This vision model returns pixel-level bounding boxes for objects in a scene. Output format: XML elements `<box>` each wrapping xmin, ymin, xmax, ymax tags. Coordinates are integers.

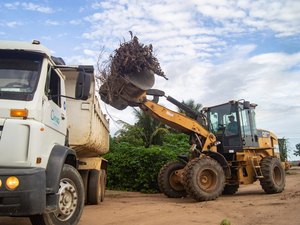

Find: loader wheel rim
<box><xmin>54</xmin><ymin>178</ymin><xmax>78</xmax><ymax>221</ymax></box>
<box><xmin>169</xmin><ymin>171</ymin><xmax>183</xmax><ymax>191</ymax></box>
<box><xmin>197</xmin><ymin>169</ymin><xmax>217</xmax><ymax>192</ymax></box>
<box><xmin>273</xmin><ymin>165</ymin><xmax>282</xmax><ymax>185</ymax></box>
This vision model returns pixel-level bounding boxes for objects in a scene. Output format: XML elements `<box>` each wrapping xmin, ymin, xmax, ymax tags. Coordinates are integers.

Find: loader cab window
<box><xmin>207</xmin><ymin>102</ymin><xmax>242</xmax><ymax>153</ymax></box>
<box><xmin>239</xmin><ymin>107</ymin><xmax>259</xmax><ymax>147</ymax></box>
<box><xmin>45</xmin><ymin>66</ymin><xmax>61</xmax><ymax>107</ymax></box>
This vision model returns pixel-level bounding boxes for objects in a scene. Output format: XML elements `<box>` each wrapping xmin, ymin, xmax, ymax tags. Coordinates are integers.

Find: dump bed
<box><xmin>62</xmin><ymin>66</ymin><xmax>109</xmax><ymax>157</ymax></box>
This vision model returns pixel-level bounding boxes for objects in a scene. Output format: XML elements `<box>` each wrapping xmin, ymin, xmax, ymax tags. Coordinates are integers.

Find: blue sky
<box><xmin>0</xmin><ymin>0</ymin><xmax>299</xmax><ymax>160</ymax></box>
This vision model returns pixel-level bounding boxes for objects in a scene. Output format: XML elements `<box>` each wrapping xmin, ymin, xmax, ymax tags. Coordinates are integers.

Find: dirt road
<box><xmin>1</xmin><ymin>167</ymin><xmax>300</xmax><ymax>225</ymax></box>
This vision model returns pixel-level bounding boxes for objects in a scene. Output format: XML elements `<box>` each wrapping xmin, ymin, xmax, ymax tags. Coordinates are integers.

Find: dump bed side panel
<box><xmin>63</xmin><ymin>68</ymin><xmax>109</xmax><ymax>156</ymax></box>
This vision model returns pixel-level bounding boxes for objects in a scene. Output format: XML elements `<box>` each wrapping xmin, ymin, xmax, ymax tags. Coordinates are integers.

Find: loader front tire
<box><xmin>30</xmin><ymin>164</ymin><xmax>84</xmax><ymax>225</ymax></box>
<box><xmin>259</xmin><ymin>156</ymin><xmax>285</xmax><ymax>194</ymax></box>
<box><xmin>158</xmin><ymin>161</ymin><xmax>187</xmax><ymax>198</ymax></box>
<box><xmin>222</xmin><ymin>183</ymin><xmax>239</xmax><ymax>195</ymax></box>
<box><xmin>183</xmin><ymin>158</ymin><xmax>225</xmax><ymax>201</ymax></box>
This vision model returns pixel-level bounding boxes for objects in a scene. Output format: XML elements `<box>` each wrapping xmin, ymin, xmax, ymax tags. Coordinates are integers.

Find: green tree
<box><xmin>177</xmin><ymin>99</ymin><xmax>202</xmax><ymax>117</ymax></box>
<box><xmin>115</xmin><ymin>108</ymin><xmax>168</xmax><ymax>148</ymax></box>
<box><xmin>105</xmin><ymin>132</ymin><xmax>190</xmax><ymax>193</ymax></box>
<box><xmin>278</xmin><ymin>138</ymin><xmax>289</xmax><ymax>161</ymax></box>
<box><xmin>133</xmin><ymin>108</ymin><xmax>169</xmax><ymax>147</ymax></box>
<box><xmin>294</xmin><ymin>143</ymin><xmax>300</xmax><ymax>157</ymax></box>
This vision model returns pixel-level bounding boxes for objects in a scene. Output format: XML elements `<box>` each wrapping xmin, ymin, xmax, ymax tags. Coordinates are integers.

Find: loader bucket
<box><xmin>99</xmin><ymin>69</ymin><xmax>155</xmax><ymax>110</ymax></box>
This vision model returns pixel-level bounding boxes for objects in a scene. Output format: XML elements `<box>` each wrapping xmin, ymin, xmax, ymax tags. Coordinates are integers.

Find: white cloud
<box><xmin>5</xmin><ymin>21</ymin><xmax>23</xmax><ymax>28</ymax></box>
<box><xmin>45</xmin><ymin>20</ymin><xmax>59</xmax><ymax>26</ymax></box>
<box><xmin>4</xmin><ymin>2</ymin><xmax>20</xmax><ymax>9</ymax></box>
<box><xmin>4</xmin><ymin>2</ymin><xmax>54</xmax><ymax>13</ymax></box>
<box><xmin>69</xmin><ymin>19</ymin><xmax>83</xmax><ymax>25</ymax></box>
<box><xmin>80</xmin><ymin>0</ymin><xmax>300</xmax><ymax>71</ymax></box>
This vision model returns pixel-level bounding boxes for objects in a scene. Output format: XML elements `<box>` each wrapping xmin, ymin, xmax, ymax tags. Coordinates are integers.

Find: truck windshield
<box><xmin>0</xmin><ymin>50</ymin><xmax>43</xmax><ymax>101</ymax></box>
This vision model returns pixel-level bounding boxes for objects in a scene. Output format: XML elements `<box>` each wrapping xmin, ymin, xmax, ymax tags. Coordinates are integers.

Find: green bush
<box><xmin>104</xmin><ymin>133</ymin><xmax>190</xmax><ymax>193</ymax></box>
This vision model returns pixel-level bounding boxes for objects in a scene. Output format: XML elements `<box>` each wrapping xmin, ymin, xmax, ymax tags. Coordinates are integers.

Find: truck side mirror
<box><xmin>75</xmin><ymin>71</ymin><xmax>91</xmax><ymax>100</ymax></box>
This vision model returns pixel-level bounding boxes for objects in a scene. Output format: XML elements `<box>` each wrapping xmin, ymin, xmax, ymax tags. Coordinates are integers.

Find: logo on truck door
<box><xmin>51</xmin><ymin>109</ymin><xmax>60</xmax><ymax>125</ymax></box>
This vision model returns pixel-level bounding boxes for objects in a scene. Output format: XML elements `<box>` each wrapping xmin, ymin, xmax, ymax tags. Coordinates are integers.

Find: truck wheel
<box><xmin>259</xmin><ymin>156</ymin><xmax>285</xmax><ymax>194</ymax></box>
<box><xmin>222</xmin><ymin>183</ymin><xmax>239</xmax><ymax>195</ymax></box>
<box><xmin>183</xmin><ymin>158</ymin><xmax>225</xmax><ymax>201</ymax></box>
<box><xmin>87</xmin><ymin>169</ymin><xmax>102</xmax><ymax>205</ymax></box>
<box><xmin>30</xmin><ymin>164</ymin><xmax>84</xmax><ymax>225</ymax></box>
<box><xmin>157</xmin><ymin>161</ymin><xmax>187</xmax><ymax>198</ymax></box>
<box><xmin>100</xmin><ymin>169</ymin><xmax>107</xmax><ymax>202</ymax></box>
<box><xmin>79</xmin><ymin>170</ymin><xmax>89</xmax><ymax>204</ymax></box>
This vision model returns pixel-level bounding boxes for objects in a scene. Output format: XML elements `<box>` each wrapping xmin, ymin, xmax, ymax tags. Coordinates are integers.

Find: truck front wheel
<box><xmin>30</xmin><ymin>164</ymin><xmax>84</xmax><ymax>225</ymax></box>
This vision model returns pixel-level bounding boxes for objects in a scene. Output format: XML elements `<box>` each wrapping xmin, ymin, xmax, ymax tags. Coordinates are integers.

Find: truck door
<box><xmin>42</xmin><ymin>65</ymin><xmax>67</xmax><ymax>141</ymax></box>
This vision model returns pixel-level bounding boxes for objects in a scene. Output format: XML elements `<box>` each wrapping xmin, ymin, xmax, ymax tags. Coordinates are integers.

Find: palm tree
<box><xmin>115</xmin><ymin>108</ymin><xmax>168</xmax><ymax>148</ymax></box>
<box><xmin>133</xmin><ymin>108</ymin><xmax>168</xmax><ymax>148</ymax></box>
<box><xmin>177</xmin><ymin>99</ymin><xmax>202</xmax><ymax>117</ymax></box>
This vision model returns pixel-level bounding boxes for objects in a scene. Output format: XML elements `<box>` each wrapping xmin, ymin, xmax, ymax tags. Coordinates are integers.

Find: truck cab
<box><xmin>0</xmin><ymin>40</ymin><xmax>108</xmax><ymax>225</ymax></box>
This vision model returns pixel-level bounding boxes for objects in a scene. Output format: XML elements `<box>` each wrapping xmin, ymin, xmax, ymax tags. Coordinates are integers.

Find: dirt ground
<box><xmin>1</xmin><ymin>167</ymin><xmax>300</xmax><ymax>225</ymax></box>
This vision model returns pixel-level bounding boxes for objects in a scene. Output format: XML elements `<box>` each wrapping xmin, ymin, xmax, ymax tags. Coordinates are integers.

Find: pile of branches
<box><xmin>99</xmin><ymin>34</ymin><xmax>166</xmax><ymax>84</ymax></box>
<box><xmin>98</xmin><ymin>33</ymin><xmax>167</xmax><ymax>109</ymax></box>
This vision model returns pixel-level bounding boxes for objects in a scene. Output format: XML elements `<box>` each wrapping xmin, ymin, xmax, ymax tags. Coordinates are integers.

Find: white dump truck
<box><xmin>0</xmin><ymin>40</ymin><xmax>109</xmax><ymax>225</ymax></box>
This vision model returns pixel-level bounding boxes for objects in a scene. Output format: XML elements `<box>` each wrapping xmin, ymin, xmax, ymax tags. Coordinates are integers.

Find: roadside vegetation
<box><xmin>104</xmin><ymin>101</ymin><xmax>200</xmax><ymax>193</ymax></box>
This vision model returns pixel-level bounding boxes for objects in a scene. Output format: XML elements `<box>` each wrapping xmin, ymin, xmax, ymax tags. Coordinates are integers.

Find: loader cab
<box><xmin>206</xmin><ymin>100</ymin><xmax>259</xmax><ymax>154</ymax></box>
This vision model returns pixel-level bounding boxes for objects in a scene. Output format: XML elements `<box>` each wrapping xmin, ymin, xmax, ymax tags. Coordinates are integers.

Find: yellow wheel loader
<box><xmin>100</xmin><ymin>70</ymin><xmax>286</xmax><ymax>202</ymax></box>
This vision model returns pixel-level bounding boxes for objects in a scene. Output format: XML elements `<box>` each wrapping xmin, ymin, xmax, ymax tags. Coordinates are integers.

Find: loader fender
<box><xmin>46</xmin><ymin>145</ymin><xmax>77</xmax><ymax>193</ymax></box>
<box><xmin>204</xmin><ymin>151</ymin><xmax>231</xmax><ymax>178</ymax></box>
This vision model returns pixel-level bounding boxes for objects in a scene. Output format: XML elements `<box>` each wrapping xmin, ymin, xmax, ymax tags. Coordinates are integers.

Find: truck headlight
<box><xmin>6</xmin><ymin>176</ymin><xmax>20</xmax><ymax>190</ymax></box>
<box><xmin>0</xmin><ymin>179</ymin><xmax>2</xmax><ymax>188</ymax></box>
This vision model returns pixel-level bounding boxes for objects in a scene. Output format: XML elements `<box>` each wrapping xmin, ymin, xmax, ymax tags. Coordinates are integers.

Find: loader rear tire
<box><xmin>158</xmin><ymin>161</ymin><xmax>187</xmax><ymax>198</ymax></box>
<box><xmin>259</xmin><ymin>156</ymin><xmax>285</xmax><ymax>194</ymax></box>
<box><xmin>183</xmin><ymin>158</ymin><xmax>225</xmax><ymax>201</ymax></box>
<box><xmin>222</xmin><ymin>183</ymin><xmax>239</xmax><ymax>195</ymax></box>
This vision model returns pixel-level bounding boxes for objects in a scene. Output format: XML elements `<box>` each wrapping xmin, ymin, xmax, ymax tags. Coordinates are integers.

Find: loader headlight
<box><xmin>6</xmin><ymin>176</ymin><xmax>20</xmax><ymax>190</ymax></box>
<box><xmin>0</xmin><ymin>179</ymin><xmax>2</xmax><ymax>188</ymax></box>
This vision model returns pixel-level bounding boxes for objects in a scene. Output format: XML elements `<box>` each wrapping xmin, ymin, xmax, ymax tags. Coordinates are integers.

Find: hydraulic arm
<box><xmin>139</xmin><ymin>91</ymin><xmax>218</xmax><ymax>152</ymax></box>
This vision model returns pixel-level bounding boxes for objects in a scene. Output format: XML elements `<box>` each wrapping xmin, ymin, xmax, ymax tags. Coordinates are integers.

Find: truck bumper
<box><xmin>0</xmin><ymin>167</ymin><xmax>46</xmax><ymax>216</ymax></box>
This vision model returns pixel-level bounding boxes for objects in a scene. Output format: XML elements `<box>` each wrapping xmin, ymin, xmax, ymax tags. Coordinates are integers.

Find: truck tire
<box><xmin>79</xmin><ymin>170</ymin><xmax>89</xmax><ymax>204</ymax></box>
<box><xmin>183</xmin><ymin>158</ymin><xmax>225</xmax><ymax>201</ymax></box>
<box><xmin>87</xmin><ymin>169</ymin><xmax>102</xmax><ymax>205</ymax></box>
<box><xmin>100</xmin><ymin>169</ymin><xmax>107</xmax><ymax>202</ymax></box>
<box><xmin>30</xmin><ymin>164</ymin><xmax>84</xmax><ymax>225</ymax></box>
<box><xmin>157</xmin><ymin>161</ymin><xmax>187</xmax><ymax>198</ymax></box>
<box><xmin>259</xmin><ymin>156</ymin><xmax>285</xmax><ymax>194</ymax></box>
<box><xmin>222</xmin><ymin>183</ymin><xmax>239</xmax><ymax>195</ymax></box>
